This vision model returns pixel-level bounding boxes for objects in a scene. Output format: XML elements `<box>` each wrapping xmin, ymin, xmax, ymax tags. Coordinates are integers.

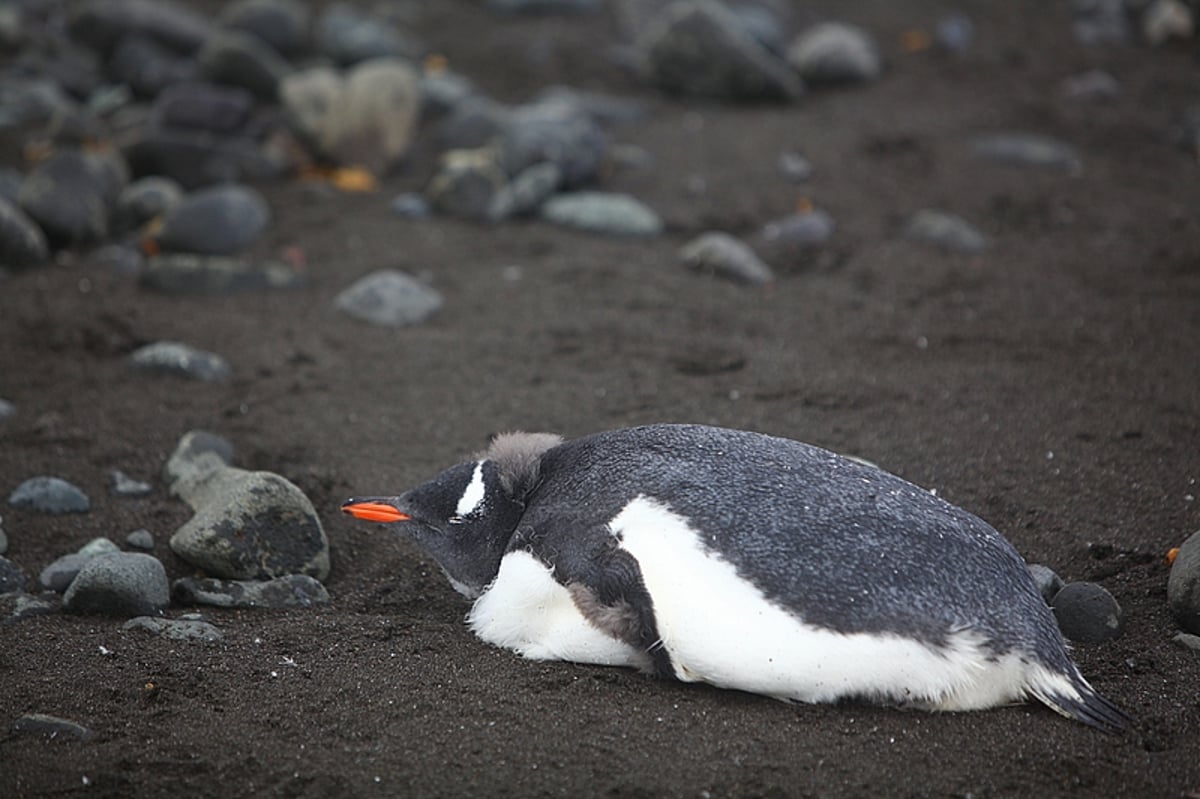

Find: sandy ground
<box><xmin>2</xmin><ymin>1</ymin><xmax>1199</xmax><ymax>796</ymax></box>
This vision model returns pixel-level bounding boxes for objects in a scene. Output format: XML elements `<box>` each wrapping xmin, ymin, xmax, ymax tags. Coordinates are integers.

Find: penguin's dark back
<box><xmin>530</xmin><ymin>424</ymin><xmax>1063</xmax><ymax>657</ymax></box>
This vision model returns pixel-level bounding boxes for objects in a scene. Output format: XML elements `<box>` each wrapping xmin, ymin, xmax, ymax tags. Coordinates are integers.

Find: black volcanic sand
<box><xmin>2</xmin><ymin>2</ymin><xmax>1199</xmax><ymax>797</ymax></box>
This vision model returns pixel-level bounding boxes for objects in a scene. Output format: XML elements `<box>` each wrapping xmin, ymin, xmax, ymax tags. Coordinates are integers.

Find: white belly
<box><xmin>610</xmin><ymin>495</ymin><xmax>1052</xmax><ymax>710</ymax></box>
<box><xmin>467</xmin><ymin>550</ymin><xmax>646</xmax><ymax>669</ymax></box>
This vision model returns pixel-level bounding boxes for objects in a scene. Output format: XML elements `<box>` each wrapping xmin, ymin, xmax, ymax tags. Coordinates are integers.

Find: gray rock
<box><xmin>679</xmin><ymin>231</ymin><xmax>775</xmax><ymax>285</ymax></box>
<box><xmin>153</xmin><ymin>80</ymin><xmax>258</xmax><ymax>135</ymax></box>
<box><xmin>390</xmin><ymin>193</ymin><xmax>431</xmax><ymax>219</ymax></box>
<box><xmin>426</xmin><ymin>148</ymin><xmax>509</xmax><ymax>221</ymax></box>
<box><xmin>421</xmin><ymin>69</ymin><xmax>480</xmax><ymax>118</ymax></box>
<box><xmin>904</xmin><ymin>209</ymin><xmax>990</xmax><ymax>254</ymax></box>
<box><xmin>164</xmin><ymin>430</ymin><xmax>235</xmax><ymax>497</ymax></box>
<box><xmin>173</xmin><ymin>574</ymin><xmax>330</xmax><ymax>609</ymax></box>
<box><xmin>108</xmin><ymin>34</ymin><xmax>197</xmax><ymax>98</ymax></box>
<box><xmin>1061</xmin><ymin>69</ymin><xmax>1120</xmax><ymax>101</ymax></box>
<box><xmin>934</xmin><ymin>12</ymin><xmax>975</xmax><ymax>53</ymax></box>
<box><xmin>758</xmin><ymin>206</ymin><xmax>835</xmax><ymax>250</ymax></box>
<box><xmin>40</xmin><ymin>539</ymin><xmax>119</xmax><ymax>592</ymax></box>
<box><xmin>1173</xmin><ymin>632</ymin><xmax>1200</xmax><ymax>652</ymax></box>
<box><xmin>12</xmin><ymin>713</ymin><xmax>95</xmax><ymax>742</ymax></box>
<box><xmin>129</xmin><ymin>341</ymin><xmax>233</xmax><ymax>383</ymax></box>
<box><xmin>0</xmin><ymin>168</ymin><xmax>21</xmax><ymax>203</ymax></box>
<box><xmin>8</xmin><ymin>476</ymin><xmax>90</xmax><ymax>514</ymax></box>
<box><xmin>0</xmin><ymin>197</ymin><xmax>49</xmax><ymax>269</ymax></box>
<box><xmin>17</xmin><ymin>149</ymin><xmax>128</xmax><ymax>244</ymax></box>
<box><xmin>0</xmin><ymin>556</ymin><xmax>26</xmax><ymax>594</ymax></box>
<box><xmin>62</xmin><ymin>552</ymin><xmax>170</xmax><ymax>617</ymax></box>
<box><xmin>1051</xmin><ymin>582</ymin><xmax>1123</xmax><ymax>643</ymax></box>
<box><xmin>0</xmin><ymin>398</ymin><xmax>14</xmax><ymax>421</ymax></box>
<box><xmin>434</xmin><ymin>95</ymin><xmax>512</xmax><ymax>151</ymax></box>
<box><xmin>140</xmin><ymin>253</ymin><xmax>304</xmax><ymax>295</ymax></box>
<box><xmin>488</xmin><ymin>162</ymin><xmax>563</xmax><ymax>220</ymax></box>
<box><xmin>1027</xmin><ymin>563</ymin><xmax>1066</xmax><ymax>604</ymax></box>
<box><xmin>540</xmin><ymin>192</ymin><xmax>663</xmax><ymax>236</ymax></box>
<box><xmin>970</xmin><ymin>133</ymin><xmax>1083</xmax><ymax>175</ymax></box>
<box><xmin>533</xmin><ymin>85</ymin><xmax>647</xmax><ymax>127</ymax></box>
<box><xmin>122</xmin><ymin>127</ymin><xmax>284</xmax><ymax>190</ymax></box>
<box><xmin>39</xmin><ymin>553</ymin><xmax>91</xmax><ymax>592</ymax></box>
<box><xmin>126</xmin><ymin>529</ymin><xmax>155</xmax><ymax>550</ymax></box>
<box><xmin>777</xmin><ymin>150</ymin><xmax>813</xmax><ymax>182</ymax></box>
<box><xmin>335</xmin><ymin>270</ymin><xmax>443</xmax><ymax>327</ymax></box>
<box><xmin>315</xmin><ymin>3</ymin><xmax>424</xmax><ymax>66</ymax></box>
<box><xmin>1168</xmin><ymin>529</ymin><xmax>1200</xmax><ymax>634</ymax></box>
<box><xmin>281</xmin><ymin>59</ymin><xmax>422</xmax><ymax>175</ymax></box>
<box><xmin>111</xmin><ymin>470</ymin><xmax>153</xmax><ymax>497</ymax></box>
<box><xmin>221</xmin><ymin>0</ymin><xmax>311</xmax><ymax>57</ymax></box>
<box><xmin>90</xmin><ymin>244</ymin><xmax>145</xmax><ymax>277</ymax></box>
<box><xmin>1</xmin><ymin>592</ymin><xmax>58</xmax><ymax>623</ymax></box>
<box><xmin>487</xmin><ymin>0</ymin><xmax>603</xmax><ymax>11</ymax></box>
<box><xmin>68</xmin><ymin>0</ymin><xmax>215</xmax><ymax>56</ymax></box>
<box><xmin>197</xmin><ymin>29</ymin><xmax>294</xmax><ymax>101</ymax></box>
<box><xmin>114</xmin><ymin>176</ymin><xmax>185</xmax><ymax>234</ymax></box>
<box><xmin>169</xmin><ymin>466</ymin><xmax>329</xmax><ymax>581</ymax></box>
<box><xmin>123</xmin><ymin>615</ymin><xmax>223</xmax><ymax>641</ymax></box>
<box><xmin>787</xmin><ymin>22</ymin><xmax>882</xmax><ymax>84</ymax></box>
<box><xmin>155</xmin><ymin>184</ymin><xmax>271</xmax><ymax>256</ymax></box>
<box><xmin>0</xmin><ymin>77</ymin><xmax>74</xmax><ymax>131</ymax></box>
<box><xmin>79</xmin><ymin>537</ymin><xmax>120</xmax><ymax>557</ymax></box>
<box><xmin>500</xmin><ymin>101</ymin><xmax>607</xmax><ymax>188</ymax></box>
<box><xmin>1071</xmin><ymin>0</ymin><xmax>1131</xmax><ymax>45</ymax></box>
<box><xmin>638</xmin><ymin>0</ymin><xmax>802</xmax><ymax>101</ymax></box>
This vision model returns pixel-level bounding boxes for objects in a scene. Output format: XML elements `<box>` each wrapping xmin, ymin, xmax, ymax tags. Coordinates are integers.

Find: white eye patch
<box><xmin>455</xmin><ymin>461</ymin><xmax>487</xmax><ymax>517</ymax></box>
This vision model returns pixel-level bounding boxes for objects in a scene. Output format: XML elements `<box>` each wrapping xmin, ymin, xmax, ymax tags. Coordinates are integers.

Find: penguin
<box><xmin>342</xmin><ymin>423</ymin><xmax>1130</xmax><ymax>733</ymax></box>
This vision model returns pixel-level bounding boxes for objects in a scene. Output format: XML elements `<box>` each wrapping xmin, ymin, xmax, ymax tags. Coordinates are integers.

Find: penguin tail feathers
<box><xmin>1029</xmin><ymin>666</ymin><xmax>1132</xmax><ymax>736</ymax></box>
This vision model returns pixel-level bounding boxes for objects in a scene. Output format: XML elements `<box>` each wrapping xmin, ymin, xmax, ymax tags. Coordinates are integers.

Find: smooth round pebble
<box><xmin>8</xmin><ymin>476</ymin><xmax>90</xmax><ymax>514</ymax></box>
<box><xmin>78</xmin><ymin>537</ymin><xmax>119</xmax><ymax>557</ymax></box>
<box><xmin>156</xmin><ymin>184</ymin><xmax>271</xmax><ymax>256</ymax></box>
<box><xmin>679</xmin><ymin>231</ymin><xmax>775</xmax><ymax>286</ymax></box>
<box><xmin>539</xmin><ymin>192</ymin><xmax>662</xmax><ymax>237</ymax></box>
<box><xmin>62</xmin><ymin>551</ymin><xmax>170</xmax><ymax>617</ymax></box>
<box><xmin>126</xmin><ymin>529</ymin><xmax>155</xmax><ymax>550</ymax></box>
<box><xmin>1168</xmin><ymin>529</ymin><xmax>1200</xmax><ymax>634</ymax></box>
<box><xmin>1174</xmin><ymin>632</ymin><xmax>1200</xmax><ymax>653</ymax></box>
<box><xmin>129</xmin><ymin>340</ymin><xmax>232</xmax><ymax>382</ymax></box>
<box><xmin>0</xmin><ymin>398</ymin><xmax>15</xmax><ymax>421</ymax></box>
<box><xmin>787</xmin><ymin>22</ymin><xmax>882</xmax><ymax>84</ymax></box>
<box><xmin>904</xmin><ymin>209</ymin><xmax>989</xmax><ymax>254</ymax></box>
<box><xmin>1027</xmin><ymin>563</ymin><xmax>1066</xmax><ymax>604</ymax></box>
<box><xmin>335</xmin><ymin>269</ymin><xmax>443</xmax><ymax>327</ymax></box>
<box><xmin>1051</xmin><ymin>582</ymin><xmax>1123</xmax><ymax>643</ymax></box>
<box><xmin>390</xmin><ymin>192</ymin><xmax>430</xmax><ymax>218</ymax></box>
<box><xmin>970</xmin><ymin>133</ymin><xmax>1083</xmax><ymax>175</ymax></box>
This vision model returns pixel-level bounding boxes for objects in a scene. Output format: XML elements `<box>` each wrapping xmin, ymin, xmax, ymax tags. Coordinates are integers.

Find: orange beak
<box><xmin>341</xmin><ymin>500</ymin><xmax>411</xmax><ymax>523</ymax></box>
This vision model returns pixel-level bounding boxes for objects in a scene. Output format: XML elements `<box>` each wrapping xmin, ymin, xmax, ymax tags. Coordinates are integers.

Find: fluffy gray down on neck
<box><xmin>479</xmin><ymin>431</ymin><xmax>564</xmax><ymax>496</ymax></box>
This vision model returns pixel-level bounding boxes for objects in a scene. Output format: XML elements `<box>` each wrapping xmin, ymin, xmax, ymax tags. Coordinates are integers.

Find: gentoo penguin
<box><xmin>342</xmin><ymin>423</ymin><xmax>1129</xmax><ymax>733</ymax></box>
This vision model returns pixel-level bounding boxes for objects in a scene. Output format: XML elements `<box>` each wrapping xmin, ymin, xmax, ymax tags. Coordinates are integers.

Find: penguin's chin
<box><xmin>341</xmin><ymin>499</ymin><xmax>411</xmax><ymax>523</ymax></box>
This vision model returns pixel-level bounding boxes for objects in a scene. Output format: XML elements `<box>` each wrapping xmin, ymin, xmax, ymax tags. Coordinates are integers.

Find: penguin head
<box><xmin>342</xmin><ymin>431</ymin><xmax>564</xmax><ymax>599</ymax></box>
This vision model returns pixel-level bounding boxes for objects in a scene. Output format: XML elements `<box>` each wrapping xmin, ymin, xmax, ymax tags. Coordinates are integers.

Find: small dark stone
<box><xmin>220</xmin><ymin>0</ymin><xmax>311</xmax><ymax>57</ymax></box>
<box><xmin>12</xmin><ymin>713</ymin><xmax>94</xmax><ymax>742</ymax></box>
<box><xmin>196</xmin><ymin>29</ymin><xmax>293</xmax><ymax>101</ymax></box>
<box><xmin>17</xmin><ymin>149</ymin><xmax>129</xmax><ymax>245</ymax></box>
<box><xmin>126</xmin><ymin>529</ymin><xmax>155</xmax><ymax>550</ymax></box>
<box><xmin>1052</xmin><ymin>582</ymin><xmax>1123</xmax><ymax>643</ymax></box>
<box><xmin>155</xmin><ymin>184</ymin><xmax>271</xmax><ymax>256</ymax></box>
<box><xmin>1168</xmin><ymin>529</ymin><xmax>1200</xmax><ymax>635</ymax></box>
<box><xmin>314</xmin><ymin>3</ymin><xmax>424</xmax><ymax>66</ymax></box>
<box><xmin>111</xmin><ymin>470</ymin><xmax>153</xmax><ymax>497</ymax></box>
<box><xmin>129</xmin><ymin>341</ymin><xmax>232</xmax><ymax>382</ymax></box>
<box><xmin>40</xmin><ymin>553</ymin><xmax>91</xmax><ymax>593</ymax></box>
<box><xmin>0</xmin><ymin>555</ymin><xmax>26</xmax><ymax>594</ymax></box>
<box><xmin>68</xmin><ymin>0</ymin><xmax>216</xmax><ymax>57</ymax></box>
<box><xmin>108</xmin><ymin>34</ymin><xmax>198</xmax><ymax>98</ymax></box>
<box><xmin>172</xmin><ymin>574</ymin><xmax>330</xmax><ymax>609</ymax></box>
<box><xmin>1027</xmin><ymin>564</ymin><xmax>1066</xmax><ymax>604</ymax></box>
<box><xmin>0</xmin><ymin>197</ymin><xmax>49</xmax><ymax>269</ymax></box>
